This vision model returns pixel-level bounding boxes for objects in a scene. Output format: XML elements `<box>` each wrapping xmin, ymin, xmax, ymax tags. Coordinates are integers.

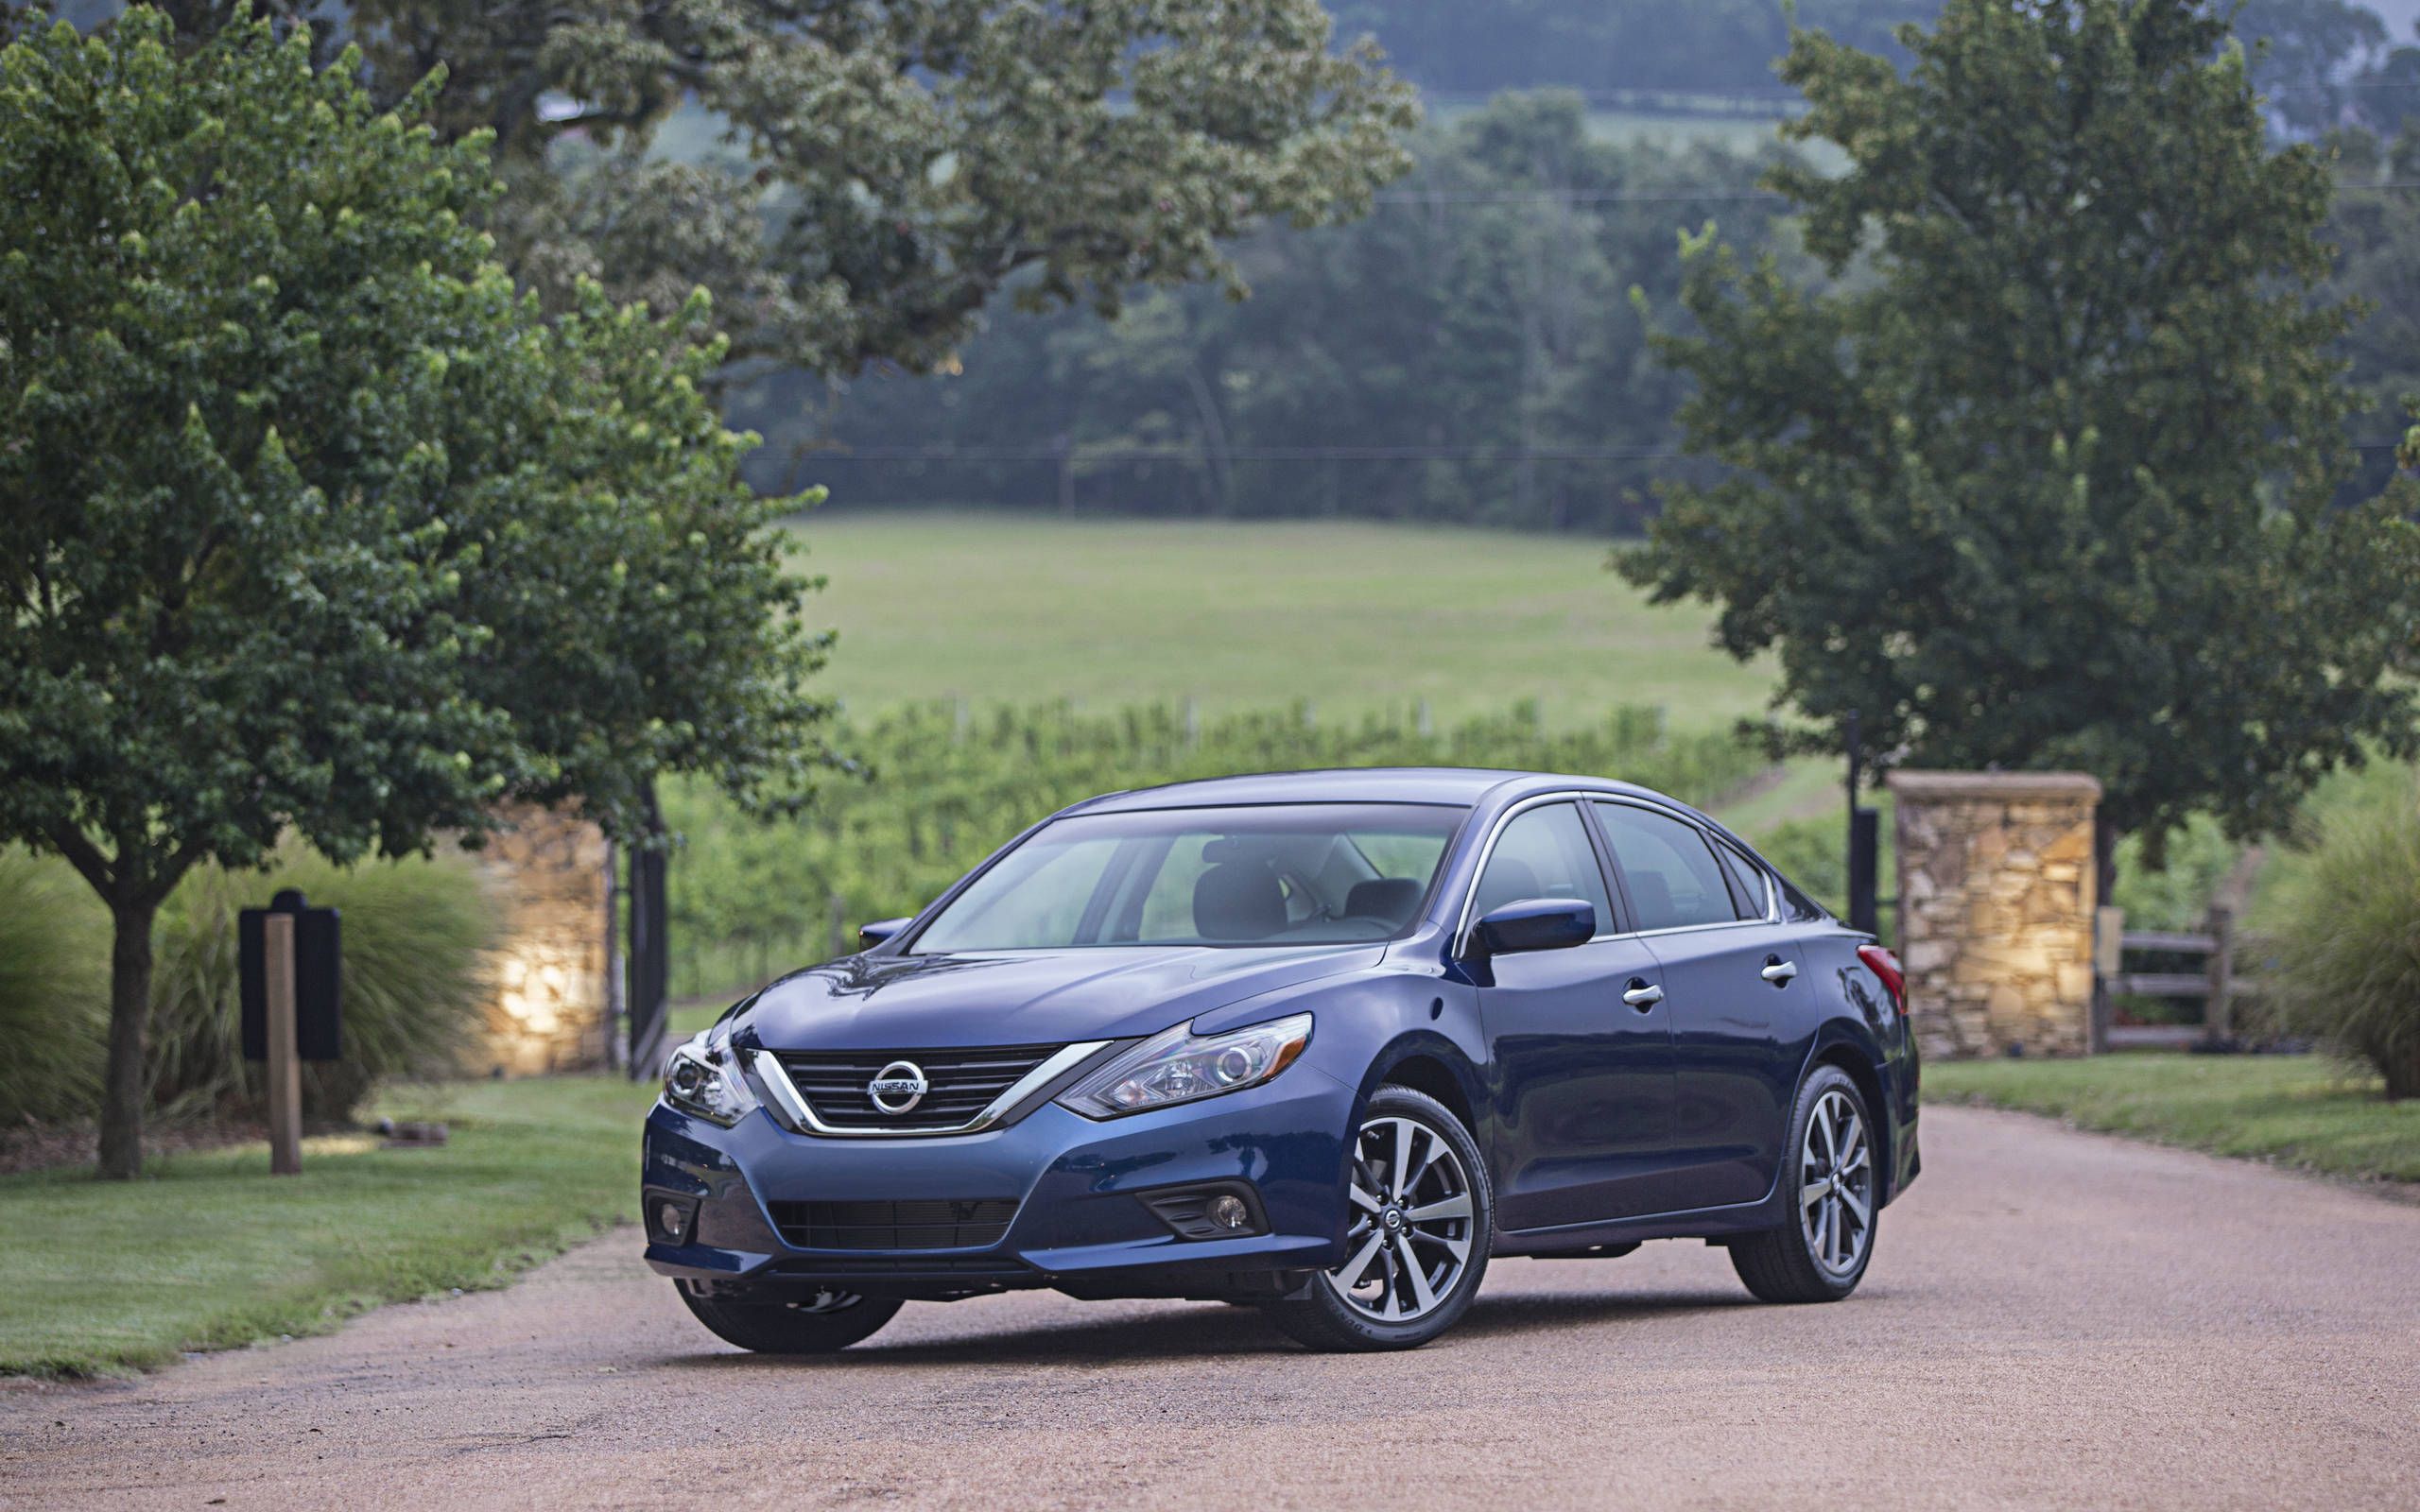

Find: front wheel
<box><xmin>1267</xmin><ymin>1085</ymin><xmax>1493</xmax><ymax>1352</ymax></box>
<box><xmin>675</xmin><ymin>1280</ymin><xmax>903</xmax><ymax>1354</ymax></box>
<box><xmin>1729</xmin><ymin>1064</ymin><xmax>1878</xmax><ymax>1304</ymax></box>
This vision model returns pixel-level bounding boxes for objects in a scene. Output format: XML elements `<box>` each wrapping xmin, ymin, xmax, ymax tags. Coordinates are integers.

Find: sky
<box><xmin>2373</xmin><ymin>0</ymin><xmax>2420</xmax><ymax>41</ymax></box>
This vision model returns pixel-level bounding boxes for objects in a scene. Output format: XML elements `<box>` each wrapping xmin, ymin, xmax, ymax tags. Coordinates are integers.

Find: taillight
<box><xmin>1858</xmin><ymin>944</ymin><xmax>1906</xmax><ymax>1016</ymax></box>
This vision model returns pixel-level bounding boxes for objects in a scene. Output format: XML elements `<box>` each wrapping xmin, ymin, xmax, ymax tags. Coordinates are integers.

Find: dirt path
<box><xmin>4</xmin><ymin>1106</ymin><xmax>2414</xmax><ymax>1510</ymax></box>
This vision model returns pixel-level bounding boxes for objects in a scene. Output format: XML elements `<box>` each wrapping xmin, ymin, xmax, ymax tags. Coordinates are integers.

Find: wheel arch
<box><xmin>1374</xmin><ymin>1049</ymin><xmax>1478</xmax><ymax>1135</ymax></box>
<box><xmin>1801</xmin><ymin>1033</ymin><xmax>1895</xmax><ymax>1205</ymax></box>
<box><xmin>1353</xmin><ymin>1030</ymin><xmax>1484</xmax><ymax>1141</ymax></box>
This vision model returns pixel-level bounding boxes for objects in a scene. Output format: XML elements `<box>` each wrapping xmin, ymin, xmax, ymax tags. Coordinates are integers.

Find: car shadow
<box><xmin>652</xmin><ymin>1286</ymin><xmax>1753</xmax><ymax>1370</ymax></box>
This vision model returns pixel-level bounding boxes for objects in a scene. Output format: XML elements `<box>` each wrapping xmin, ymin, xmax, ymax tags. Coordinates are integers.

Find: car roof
<box><xmin>1062</xmin><ymin>766</ymin><xmax>1683</xmax><ymax>816</ymax></box>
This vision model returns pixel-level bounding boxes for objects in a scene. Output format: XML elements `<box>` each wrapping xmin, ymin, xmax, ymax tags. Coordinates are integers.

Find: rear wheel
<box><xmin>1267</xmin><ymin>1085</ymin><xmax>1492</xmax><ymax>1352</ymax></box>
<box><xmin>1729</xmin><ymin>1064</ymin><xmax>1877</xmax><ymax>1304</ymax></box>
<box><xmin>675</xmin><ymin>1280</ymin><xmax>903</xmax><ymax>1353</ymax></box>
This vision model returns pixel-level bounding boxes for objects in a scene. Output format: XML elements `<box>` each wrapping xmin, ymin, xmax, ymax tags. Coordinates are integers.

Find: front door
<box><xmin>1474</xmin><ymin>801</ymin><xmax>1677</xmax><ymax>1230</ymax></box>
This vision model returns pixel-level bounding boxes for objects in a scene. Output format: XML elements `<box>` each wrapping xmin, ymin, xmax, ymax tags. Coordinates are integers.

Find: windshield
<box><xmin>909</xmin><ymin>803</ymin><xmax>1466</xmax><ymax>953</ymax></box>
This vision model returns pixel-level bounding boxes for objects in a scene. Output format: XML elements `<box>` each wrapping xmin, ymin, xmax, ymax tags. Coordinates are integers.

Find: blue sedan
<box><xmin>644</xmin><ymin>767</ymin><xmax>1919</xmax><ymax>1352</ymax></box>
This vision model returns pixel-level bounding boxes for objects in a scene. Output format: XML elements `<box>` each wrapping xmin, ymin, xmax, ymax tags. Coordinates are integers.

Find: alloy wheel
<box><xmin>784</xmin><ymin>1288</ymin><xmax>865</xmax><ymax>1314</ymax></box>
<box><xmin>1322</xmin><ymin>1113</ymin><xmax>1476</xmax><ymax>1321</ymax></box>
<box><xmin>1798</xmin><ymin>1088</ymin><xmax>1874</xmax><ymax>1276</ymax></box>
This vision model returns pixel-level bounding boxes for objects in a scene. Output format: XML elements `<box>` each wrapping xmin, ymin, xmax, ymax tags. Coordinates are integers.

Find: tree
<box><xmin>1621</xmin><ymin>0</ymin><xmax>2420</xmax><ymax>893</ymax></box>
<box><xmin>2238</xmin><ymin>0</ymin><xmax>2388</xmax><ymax>134</ymax></box>
<box><xmin>151</xmin><ymin>0</ymin><xmax>1420</xmax><ymax>383</ymax></box>
<box><xmin>750</xmin><ymin>92</ymin><xmax>1797</xmax><ymax>530</ymax></box>
<box><xmin>0</xmin><ymin>9</ymin><xmax>826</xmax><ymax>1177</ymax></box>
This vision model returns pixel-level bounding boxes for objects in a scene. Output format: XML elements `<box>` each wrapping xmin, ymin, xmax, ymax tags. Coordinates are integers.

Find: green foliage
<box><xmin>0</xmin><ymin>1075</ymin><xmax>647</xmax><ymax>1378</ymax></box>
<box><xmin>1622</xmin><ymin>0</ymin><xmax>2420</xmax><ymax>851</ymax></box>
<box><xmin>2325</xmin><ymin>123</ymin><xmax>2420</xmax><ymax>503</ymax></box>
<box><xmin>750</xmin><ymin>92</ymin><xmax>1798</xmax><ymax>531</ymax></box>
<box><xmin>147</xmin><ymin>850</ymin><xmax>497</xmax><ymax>1124</ymax></box>
<box><xmin>168</xmin><ymin>0</ymin><xmax>1419</xmax><ymax>380</ymax></box>
<box><xmin>2255</xmin><ymin>765</ymin><xmax>2420</xmax><ymax>1098</ymax></box>
<box><xmin>663</xmin><ymin>700</ymin><xmax>1768</xmax><ymax>998</ymax></box>
<box><xmin>0</xmin><ymin>852</ymin><xmax>106</xmax><ymax>1125</ymax></box>
<box><xmin>0</xmin><ymin>9</ymin><xmax>821</xmax><ymax>1174</ymax></box>
<box><xmin>2110</xmin><ymin>816</ymin><xmax>2242</xmax><ymax>933</ymax></box>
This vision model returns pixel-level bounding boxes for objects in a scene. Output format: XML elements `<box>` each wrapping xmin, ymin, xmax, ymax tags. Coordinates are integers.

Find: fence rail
<box><xmin>2094</xmin><ymin>906</ymin><xmax>2259</xmax><ymax>1051</ymax></box>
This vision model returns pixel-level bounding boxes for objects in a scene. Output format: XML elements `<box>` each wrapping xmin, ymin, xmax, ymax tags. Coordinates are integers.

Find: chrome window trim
<box><xmin>748</xmin><ymin>1040</ymin><xmax>1113</xmax><ymax>1140</ymax></box>
<box><xmin>1451</xmin><ymin>791</ymin><xmax>1625</xmax><ymax>955</ymax></box>
<box><xmin>1455</xmin><ymin>790</ymin><xmax>1781</xmax><ymax>956</ymax></box>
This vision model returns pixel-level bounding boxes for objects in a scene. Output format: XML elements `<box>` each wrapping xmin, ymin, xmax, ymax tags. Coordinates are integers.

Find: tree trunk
<box><xmin>2383</xmin><ymin>1044</ymin><xmax>2420</xmax><ymax>1103</ymax></box>
<box><xmin>96</xmin><ymin>893</ymin><xmax>159</xmax><ymax>1180</ymax></box>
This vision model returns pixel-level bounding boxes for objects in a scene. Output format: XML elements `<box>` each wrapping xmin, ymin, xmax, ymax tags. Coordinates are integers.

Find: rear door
<box><xmin>1473</xmin><ymin>800</ymin><xmax>1677</xmax><ymax>1229</ymax></box>
<box><xmin>1589</xmin><ymin>800</ymin><xmax>1800</xmax><ymax>1211</ymax></box>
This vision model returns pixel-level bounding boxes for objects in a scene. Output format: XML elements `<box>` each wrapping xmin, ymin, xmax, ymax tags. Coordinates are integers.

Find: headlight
<box><xmin>1056</xmin><ymin>1012</ymin><xmax>1312</xmax><ymax>1119</ymax></box>
<box><xmin>662</xmin><ymin>1030</ymin><xmax>761</xmax><ymax>1127</ymax></box>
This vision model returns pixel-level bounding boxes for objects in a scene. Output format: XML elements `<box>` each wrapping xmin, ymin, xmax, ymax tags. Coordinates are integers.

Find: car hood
<box><xmin>734</xmin><ymin>943</ymin><xmax>1386</xmax><ymax>1052</ymax></box>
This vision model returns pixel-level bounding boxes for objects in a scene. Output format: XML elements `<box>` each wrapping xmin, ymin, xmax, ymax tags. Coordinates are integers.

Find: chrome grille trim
<box><xmin>748</xmin><ymin>1040</ymin><xmax>1113</xmax><ymax>1139</ymax></box>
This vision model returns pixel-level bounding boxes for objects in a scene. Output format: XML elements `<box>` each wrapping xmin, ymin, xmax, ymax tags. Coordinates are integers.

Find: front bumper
<box><xmin>642</xmin><ymin>1064</ymin><xmax>1357</xmax><ymax>1301</ymax></box>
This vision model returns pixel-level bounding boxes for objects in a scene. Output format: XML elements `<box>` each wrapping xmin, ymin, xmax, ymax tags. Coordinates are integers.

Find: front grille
<box><xmin>775</xmin><ymin>1044</ymin><xmax>1061</xmax><ymax>1132</ymax></box>
<box><xmin>769</xmin><ymin>1199</ymin><xmax>1018</xmax><ymax>1250</ymax></box>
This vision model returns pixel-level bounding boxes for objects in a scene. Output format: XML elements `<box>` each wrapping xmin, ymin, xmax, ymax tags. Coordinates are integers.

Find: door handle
<box><xmin>1761</xmin><ymin>956</ymin><xmax>1799</xmax><ymax>985</ymax></box>
<box><xmin>1621</xmin><ymin>979</ymin><xmax>1664</xmax><ymax>1010</ymax></box>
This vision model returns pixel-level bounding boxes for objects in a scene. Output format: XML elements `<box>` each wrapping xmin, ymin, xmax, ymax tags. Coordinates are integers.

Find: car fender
<box><xmin>1789</xmin><ymin>1011</ymin><xmax>1902</xmax><ymax>1204</ymax></box>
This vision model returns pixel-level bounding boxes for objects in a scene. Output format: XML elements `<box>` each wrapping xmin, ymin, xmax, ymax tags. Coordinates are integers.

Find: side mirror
<box><xmin>856</xmin><ymin>917</ymin><xmax>911</xmax><ymax>950</ymax></box>
<box><xmin>1471</xmin><ymin>898</ymin><xmax>1596</xmax><ymax>958</ymax></box>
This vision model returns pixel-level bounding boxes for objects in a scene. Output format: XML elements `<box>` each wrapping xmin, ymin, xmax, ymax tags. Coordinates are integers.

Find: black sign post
<box><xmin>240</xmin><ymin>889</ymin><xmax>341</xmax><ymax>1174</ymax></box>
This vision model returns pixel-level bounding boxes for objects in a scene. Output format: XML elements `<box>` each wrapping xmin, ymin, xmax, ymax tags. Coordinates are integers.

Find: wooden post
<box><xmin>2204</xmin><ymin>905</ymin><xmax>2235</xmax><ymax>1046</ymax></box>
<box><xmin>263</xmin><ymin>911</ymin><xmax>302</xmax><ymax>1176</ymax></box>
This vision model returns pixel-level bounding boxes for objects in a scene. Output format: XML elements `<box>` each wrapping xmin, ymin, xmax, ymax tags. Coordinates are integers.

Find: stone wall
<box><xmin>1887</xmin><ymin>771</ymin><xmax>2100</xmax><ymax>1059</ymax></box>
<box><xmin>468</xmin><ymin>804</ymin><xmax>614</xmax><ymax>1075</ymax></box>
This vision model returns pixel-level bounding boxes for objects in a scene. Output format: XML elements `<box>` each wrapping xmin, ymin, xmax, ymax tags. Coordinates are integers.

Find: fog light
<box><xmin>1207</xmin><ymin>1194</ymin><xmax>1250</xmax><ymax>1231</ymax></box>
<box><xmin>648</xmin><ymin>1195</ymin><xmax>697</xmax><ymax>1246</ymax></box>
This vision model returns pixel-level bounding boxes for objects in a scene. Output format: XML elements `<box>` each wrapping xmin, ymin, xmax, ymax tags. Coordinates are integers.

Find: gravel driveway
<box><xmin>3</xmin><ymin>1105</ymin><xmax>2414</xmax><ymax>1510</ymax></box>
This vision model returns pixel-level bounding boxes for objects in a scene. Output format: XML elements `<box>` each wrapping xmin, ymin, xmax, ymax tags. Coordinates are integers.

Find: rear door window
<box><xmin>1592</xmin><ymin>802</ymin><xmax>1742</xmax><ymax>932</ymax></box>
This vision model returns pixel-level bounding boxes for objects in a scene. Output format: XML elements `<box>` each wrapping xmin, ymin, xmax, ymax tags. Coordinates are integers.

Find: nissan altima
<box><xmin>644</xmin><ymin>767</ymin><xmax>1918</xmax><ymax>1352</ymax></box>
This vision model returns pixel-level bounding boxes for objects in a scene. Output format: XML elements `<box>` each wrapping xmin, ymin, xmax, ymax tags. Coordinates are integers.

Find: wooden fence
<box><xmin>2094</xmin><ymin>905</ymin><xmax>2259</xmax><ymax>1049</ymax></box>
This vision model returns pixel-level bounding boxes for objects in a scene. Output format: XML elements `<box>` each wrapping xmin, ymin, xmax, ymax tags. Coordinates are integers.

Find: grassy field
<box><xmin>0</xmin><ymin>1077</ymin><xmax>650</xmax><ymax>1378</ymax></box>
<box><xmin>792</xmin><ymin>512</ymin><xmax>1779</xmax><ymax>733</ymax></box>
<box><xmin>1926</xmin><ymin>1055</ymin><xmax>2420</xmax><ymax>1186</ymax></box>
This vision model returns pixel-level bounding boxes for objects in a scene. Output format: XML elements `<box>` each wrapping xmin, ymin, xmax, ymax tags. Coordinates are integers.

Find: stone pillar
<box><xmin>1886</xmin><ymin>771</ymin><xmax>2100</xmax><ymax>1060</ymax></box>
<box><xmin>469</xmin><ymin>804</ymin><xmax>614</xmax><ymax>1075</ymax></box>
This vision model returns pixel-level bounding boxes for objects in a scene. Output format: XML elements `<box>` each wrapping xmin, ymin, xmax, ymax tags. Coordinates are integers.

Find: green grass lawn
<box><xmin>790</xmin><ymin>512</ymin><xmax>1777</xmax><ymax>734</ymax></box>
<box><xmin>0</xmin><ymin>1076</ymin><xmax>653</xmax><ymax>1379</ymax></box>
<box><xmin>1925</xmin><ymin>1054</ymin><xmax>2420</xmax><ymax>1185</ymax></box>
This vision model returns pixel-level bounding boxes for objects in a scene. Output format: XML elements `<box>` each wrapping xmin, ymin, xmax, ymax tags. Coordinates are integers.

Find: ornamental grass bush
<box><xmin>2259</xmin><ymin>766</ymin><xmax>2420</xmax><ymax>1100</ymax></box>
<box><xmin>0</xmin><ymin>851</ymin><xmax>108</xmax><ymax>1127</ymax></box>
<box><xmin>149</xmin><ymin>850</ymin><xmax>497</xmax><ymax>1123</ymax></box>
<box><xmin>0</xmin><ymin>848</ymin><xmax>493</xmax><ymax>1130</ymax></box>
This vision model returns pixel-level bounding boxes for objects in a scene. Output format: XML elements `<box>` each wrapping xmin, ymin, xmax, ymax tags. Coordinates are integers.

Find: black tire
<box><xmin>1267</xmin><ymin>1084</ymin><xmax>1493</xmax><ymax>1352</ymax></box>
<box><xmin>675</xmin><ymin>1280</ymin><xmax>904</xmax><ymax>1353</ymax></box>
<box><xmin>1729</xmin><ymin>1063</ymin><xmax>1878</xmax><ymax>1304</ymax></box>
